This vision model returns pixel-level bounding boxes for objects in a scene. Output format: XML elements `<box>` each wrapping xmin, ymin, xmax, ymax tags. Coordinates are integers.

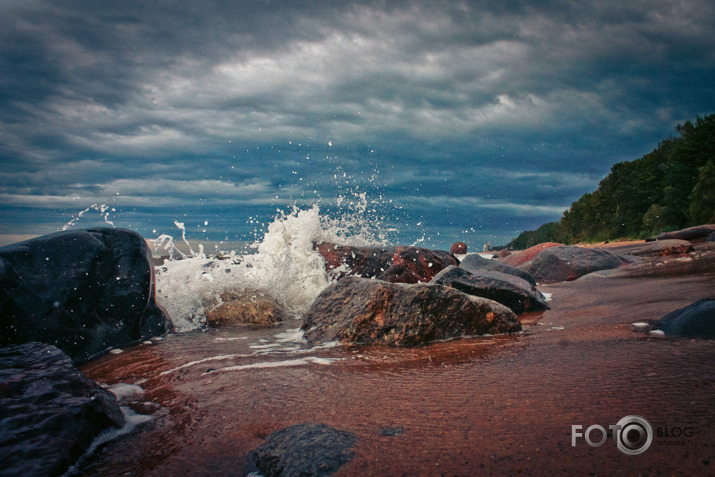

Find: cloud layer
<box><xmin>1</xmin><ymin>0</ymin><xmax>714</xmax><ymax>248</ymax></box>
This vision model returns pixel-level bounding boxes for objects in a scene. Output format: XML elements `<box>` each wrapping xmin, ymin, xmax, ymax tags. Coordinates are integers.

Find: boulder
<box><xmin>656</xmin><ymin>224</ymin><xmax>715</xmax><ymax>242</ymax></box>
<box><xmin>459</xmin><ymin>253</ymin><xmax>537</xmax><ymax>286</ymax></box>
<box><xmin>658</xmin><ymin>299</ymin><xmax>715</xmax><ymax>338</ymax></box>
<box><xmin>314</xmin><ymin>243</ymin><xmax>457</xmax><ymax>284</ymax></box>
<box><xmin>0</xmin><ymin>228</ymin><xmax>170</xmax><ymax>363</ymax></box>
<box><xmin>519</xmin><ymin>246</ymin><xmax>630</xmax><ymax>283</ymax></box>
<box><xmin>499</xmin><ymin>242</ymin><xmax>563</xmax><ymax>267</ymax></box>
<box><xmin>450</xmin><ymin>242</ymin><xmax>467</xmax><ymax>254</ymax></box>
<box><xmin>301</xmin><ymin>276</ymin><xmax>520</xmax><ymax>346</ymax></box>
<box><xmin>0</xmin><ymin>342</ymin><xmax>125</xmax><ymax>477</ymax></box>
<box><xmin>431</xmin><ymin>266</ymin><xmax>548</xmax><ymax>314</ymax></box>
<box><xmin>611</xmin><ymin>239</ymin><xmax>694</xmax><ymax>256</ymax></box>
<box><xmin>205</xmin><ymin>290</ymin><xmax>286</xmax><ymax>327</ymax></box>
<box><xmin>246</xmin><ymin>423</ymin><xmax>357</xmax><ymax>477</ymax></box>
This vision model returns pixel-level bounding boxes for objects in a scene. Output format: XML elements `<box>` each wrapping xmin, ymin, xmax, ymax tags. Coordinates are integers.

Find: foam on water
<box><xmin>205</xmin><ymin>356</ymin><xmax>342</xmax><ymax>374</ymax></box>
<box><xmin>153</xmin><ymin>199</ymin><xmax>386</xmax><ymax>332</ymax></box>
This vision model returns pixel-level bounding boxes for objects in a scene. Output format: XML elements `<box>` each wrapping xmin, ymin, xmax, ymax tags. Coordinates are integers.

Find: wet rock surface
<box><xmin>302</xmin><ymin>276</ymin><xmax>520</xmax><ymax>346</ymax></box>
<box><xmin>205</xmin><ymin>290</ymin><xmax>286</xmax><ymax>327</ymax></box>
<box><xmin>657</xmin><ymin>224</ymin><xmax>715</xmax><ymax>242</ymax></box>
<box><xmin>431</xmin><ymin>266</ymin><xmax>548</xmax><ymax>314</ymax></box>
<box><xmin>0</xmin><ymin>342</ymin><xmax>124</xmax><ymax>477</ymax></box>
<box><xmin>459</xmin><ymin>253</ymin><xmax>537</xmax><ymax>285</ymax></box>
<box><xmin>658</xmin><ymin>298</ymin><xmax>715</xmax><ymax>338</ymax></box>
<box><xmin>246</xmin><ymin>423</ymin><xmax>357</xmax><ymax>477</ymax></box>
<box><xmin>499</xmin><ymin>242</ymin><xmax>563</xmax><ymax>267</ymax></box>
<box><xmin>314</xmin><ymin>242</ymin><xmax>457</xmax><ymax>284</ymax></box>
<box><xmin>0</xmin><ymin>228</ymin><xmax>170</xmax><ymax>362</ymax></box>
<box><xmin>519</xmin><ymin>246</ymin><xmax>631</xmax><ymax>283</ymax></box>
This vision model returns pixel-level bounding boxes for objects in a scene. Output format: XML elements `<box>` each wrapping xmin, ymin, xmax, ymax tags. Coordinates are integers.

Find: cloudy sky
<box><xmin>1</xmin><ymin>0</ymin><xmax>714</xmax><ymax>250</ymax></box>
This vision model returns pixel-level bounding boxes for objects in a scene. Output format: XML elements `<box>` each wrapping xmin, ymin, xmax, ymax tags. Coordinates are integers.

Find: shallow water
<box><xmin>78</xmin><ymin>273</ymin><xmax>715</xmax><ymax>477</ymax></box>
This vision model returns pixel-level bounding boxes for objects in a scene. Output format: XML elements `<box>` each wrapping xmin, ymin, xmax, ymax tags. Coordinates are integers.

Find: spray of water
<box><xmin>153</xmin><ymin>195</ymin><xmax>387</xmax><ymax>332</ymax></box>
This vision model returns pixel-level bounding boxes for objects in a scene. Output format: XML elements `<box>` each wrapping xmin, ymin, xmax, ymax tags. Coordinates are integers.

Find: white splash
<box><xmin>205</xmin><ymin>356</ymin><xmax>342</xmax><ymax>374</ymax></box>
<box><xmin>153</xmin><ymin>201</ymin><xmax>385</xmax><ymax>332</ymax></box>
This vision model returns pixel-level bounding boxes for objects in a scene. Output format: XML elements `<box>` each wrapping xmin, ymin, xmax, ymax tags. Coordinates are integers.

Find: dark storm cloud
<box><xmin>1</xmin><ymin>0</ymin><xmax>714</xmax><ymax>245</ymax></box>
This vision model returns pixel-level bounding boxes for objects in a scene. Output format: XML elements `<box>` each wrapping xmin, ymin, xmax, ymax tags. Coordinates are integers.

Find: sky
<box><xmin>1</xmin><ymin>0</ymin><xmax>714</xmax><ymax>251</ymax></box>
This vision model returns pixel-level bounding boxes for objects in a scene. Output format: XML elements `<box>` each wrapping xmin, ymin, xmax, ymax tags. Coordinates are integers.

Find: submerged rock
<box><xmin>459</xmin><ymin>253</ymin><xmax>537</xmax><ymax>286</ymax></box>
<box><xmin>302</xmin><ymin>276</ymin><xmax>520</xmax><ymax>346</ymax></box>
<box><xmin>314</xmin><ymin>242</ymin><xmax>457</xmax><ymax>284</ymax></box>
<box><xmin>432</xmin><ymin>266</ymin><xmax>548</xmax><ymax>314</ymax></box>
<box><xmin>519</xmin><ymin>246</ymin><xmax>630</xmax><ymax>283</ymax></box>
<box><xmin>499</xmin><ymin>242</ymin><xmax>563</xmax><ymax>267</ymax></box>
<box><xmin>658</xmin><ymin>299</ymin><xmax>715</xmax><ymax>338</ymax></box>
<box><xmin>0</xmin><ymin>342</ymin><xmax>124</xmax><ymax>477</ymax></box>
<box><xmin>0</xmin><ymin>228</ymin><xmax>170</xmax><ymax>362</ymax></box>
<box><xmin>246</xmin><ymin>423</ymin><xmax>357</xmax><ymax>477</ymax></box>
<box><xmin>205</xmin><ymin>290</ymin><xmax>286</xmax><ymax>327</ymax></box>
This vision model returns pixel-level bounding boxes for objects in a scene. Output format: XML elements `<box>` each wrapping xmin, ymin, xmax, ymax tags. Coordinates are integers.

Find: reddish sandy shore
<box><xmin>80</xmin><ymin>243</ymin><xmax>715</xmax><ymax>476</ymax></box>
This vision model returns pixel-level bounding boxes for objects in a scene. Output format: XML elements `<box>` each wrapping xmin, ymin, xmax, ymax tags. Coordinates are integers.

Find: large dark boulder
<box><xmin>656</xmin><ymin>224</ymin><xmax>715</xmax><ymax>242</ymax></box>
<box><xmin>0</xmin><ymin>342</ymin><xmax>125</xmax><ymax>477</ymax></box>
<box><xmin>658</xmin><ymin>299</ymin><xmax>715</xmax><ymax>338</ymax></box>
<box><xmin>301</xmin><ymin>276</ymin><xmax>520</xmax><ymax>346</ymax></box>
<box><xmin>432</xmin><ymin>266</ymin><xmax>548</xmax><ymax>314</ymax></box>
<box><xmin>246</xmin><ymin>423</ymin><xmax>357</xmax><ymax>477</ymax></box>
<box><xmin>459</xmin><ymin>253</ymin><xmax>537</xmax><ymax>286</ymax></box>
<box><xmin>0</xmin><ymin>228</ymin><xmax>170</xmax><ymax>362</ymax></box>
<box><xmin>519</xmin><ymin>246</ymin><xmax>630</xmax><ymax>283</ymax></box>
<box><xmin>314</xmin><ymin>242</ymin><xmax>457</xmax><ymax>284</ymax></box>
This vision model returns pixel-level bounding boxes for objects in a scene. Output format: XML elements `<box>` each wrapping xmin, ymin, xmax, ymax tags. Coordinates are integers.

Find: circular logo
<box><xmin>615</xmin><ymin>415</ymin><xmax>653</xmax><ymax>455</ymax></box>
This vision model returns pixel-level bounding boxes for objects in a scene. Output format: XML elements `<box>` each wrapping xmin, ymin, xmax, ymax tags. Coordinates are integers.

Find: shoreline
<box><xmin>77</xmin><ymin>243</ymin><xmax>715</xmax><ymax>476</ymax></box>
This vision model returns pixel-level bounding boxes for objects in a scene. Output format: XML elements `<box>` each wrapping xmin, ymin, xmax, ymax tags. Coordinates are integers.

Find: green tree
<box><xmin>688</xmin><ymin>159</ymin><xmax>715</xmax><ymax>224</ymax></box>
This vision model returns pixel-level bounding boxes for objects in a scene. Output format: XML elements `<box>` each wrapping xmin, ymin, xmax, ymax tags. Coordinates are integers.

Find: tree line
<box><xmin>508</xmin><ymin>113</ymin><xmax>715</xmax><ymax>249</ymax></box>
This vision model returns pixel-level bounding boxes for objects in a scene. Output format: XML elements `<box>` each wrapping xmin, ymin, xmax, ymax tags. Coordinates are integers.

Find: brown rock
<box><xmin>314</xmin><ymin>242</ymin><xmax>457</xmax><ymax>284</ymax></box>
<box><xmin>206</xmin><ymin>291</ymin><xmax>286</xmax><ymax>327</ymax></box>
<box><xmin>499</xmin><ymin>242</ymin><xmax>563</xmax><ymax>267</ymax></box>
<box><xmin>301</xmin><ymin>276</ymin><xmax>520</xmax><ymax>346</ymax></box>
<box><xmin>450</xmin><ymin>242</ymin><xmax>467</xmax><ymax>254</ymax></box>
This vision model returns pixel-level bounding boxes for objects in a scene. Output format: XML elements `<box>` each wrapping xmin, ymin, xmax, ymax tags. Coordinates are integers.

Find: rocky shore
<box><xmin>1</xmin><ymin>225</ymin><xmax>714</xmax><ymax>476</ymax></box>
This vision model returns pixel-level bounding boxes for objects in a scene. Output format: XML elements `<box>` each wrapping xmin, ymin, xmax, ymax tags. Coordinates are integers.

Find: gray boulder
<box><xmin>301</xmin><ymin>276</ymin><xmax>520</xmax><ymax>346</ymax></box>
<box><xmin>519</xmin><ymin>246</ymin><xmax>630</xmax><ymax>283</ymax></box>
<box><xmin>0</xmin><ymin>228</ymin><xmax>170</xmax><ymax>362</ymax></box>
<box><xmin>659</xmin><ymin>299</ymin><xmax>715</xmax><ymax>338</ymax></box>
<box><xmin>432</xmin><ymin>266</ymin><xmax>548</xmax><ymax>314</ymax></box>
<box><xmin>459</xmin><ymin>253</ymin><xmax>537</xmax><ymax>286</ymax></box>
<box><xmin>656</xmin><ymin>224</ymin><xmax>715</xmax><ymax>241</ymax></box>
<box><xmin>0</xmin><ymin>342</ymin><xmax>125</xmax><ymax>477</ymax></box>
<box><xmin>246</xmin><ymin>423</ymin><xmax>357</xmax><ymax>477</ymax></box>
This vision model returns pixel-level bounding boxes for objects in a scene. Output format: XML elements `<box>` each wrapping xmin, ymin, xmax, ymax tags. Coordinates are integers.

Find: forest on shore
<box><xmin>508</xmin><ymin>114</ymin><xmax>715</xmax><ymax>249</ymax></box>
